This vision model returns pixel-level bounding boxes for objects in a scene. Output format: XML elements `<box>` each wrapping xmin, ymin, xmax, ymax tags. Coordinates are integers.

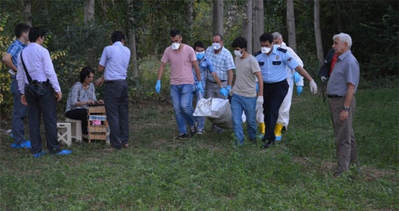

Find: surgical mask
<box><xmin>261</xmin><ymin>47</ymin><xmax>272</xmax><ymax>54</ymax></box>
<box><xmin>234</xmin><ymin>50</ymin><xmax>242</xmax><ymax>57</ymax></box>
<box><xmin>196</xmin><ymin>51</ymin><xmax>205</xmax><ymax>60</ymax></box>
<box><xmin>171</xmin><ymin>42</ymin><xmax>180</xmax><ymax>50</ymax></box>
<box><xmin>212</xmin><ymin>43</ymin><xmax>221</xmax><ymax>50</ymax></box>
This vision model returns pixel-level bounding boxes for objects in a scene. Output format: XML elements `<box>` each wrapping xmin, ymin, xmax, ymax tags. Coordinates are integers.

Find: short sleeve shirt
<box><xmin>205</xmin><ymin>47</ymin><xmax>235</xmax><ymax>81</ymax></box>
<box><xmin>99</xmin><ymin>41</ymin><xmax>131</xmax><ymax>81</ymax></box>
<box><xmin>232</xmin><ymin>55</ymin><xmax>261</xmax><ymax>97</ymax></box>
<box><xmin>161</xmin><ymin>44</ymin><xmax>196</xmax><ymax>85</ymax></box>
<box><xmin>7</xmin><ymin>40</ymin><xmax>26</xmax><ymax>66</ymax></box>
<box><xmin>327</xmin><ymin>50</ymin><xmax>360</xmax><ymax>96</ymax></box>
<box><xmin>255</xmin><ymin>45</ymin><xmax>299</xmax><ymax>83</ymax></box>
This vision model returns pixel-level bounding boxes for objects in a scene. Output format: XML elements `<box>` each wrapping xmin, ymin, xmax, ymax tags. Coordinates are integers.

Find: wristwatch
<box><xmin>343</xmin><ymin>106</ymin><xmax>350</xmax><ymax>112</ymax></box>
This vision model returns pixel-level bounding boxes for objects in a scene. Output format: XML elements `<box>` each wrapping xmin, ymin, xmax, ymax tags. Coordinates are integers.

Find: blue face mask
<box><xmin>196</xmin><ymin>52</ymin><xmax>205</xmax><ymax>60</ymax></box>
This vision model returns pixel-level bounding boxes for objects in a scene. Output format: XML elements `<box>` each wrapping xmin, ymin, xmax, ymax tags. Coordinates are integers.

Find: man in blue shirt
<box><xmin>98</xmin><ymin>31</ymin><xmax>131</xmax><ymax>150</ymax></box>
<box><xmin>255</xmin><ymin>33</ymin><xmax>318</xmax><ymax>149</ymax></box>
<box><xmin>1</xmin><ymin>23</ymin><xmax>31</xmax><ymax>149</ymax></box>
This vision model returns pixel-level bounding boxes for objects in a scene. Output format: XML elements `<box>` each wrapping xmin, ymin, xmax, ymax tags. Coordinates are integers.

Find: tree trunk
<box><xmin>212</xmin><ymin>0</ymin><xmax>224</xmax><ymax>35</ymax></box>
<box><xmin>84</xmin><ymin>0</ymin><xmax>95</xmax><ymax>24</ymax></box>
<box><xmin>22</xmin><ymin>0</ymin><xmax>32</xmax><ymax>26</ymax></box>
<box><xmin>252</xmin><ymin>0</ymin><xmax>264</xmax><ymax>54</ymax></box>
<box><xmin>186</xmin><ymin>0</ymin><xmax>194</xmax><ymax>42</ymax></box>
<box><xmin>314</xmin><ymin>0</ymin><xmax>324</xmax><ymax>66</ymax></box>
<box><xmin>286</xmin><ymin>0</ymin><xmax>297</xmax><ymax>51</ymax></box>
<box><xmin>242</xmin><ymin>0</ymin><xmax>253</xmax><ymax>54</ymax></box>
<box><xmin>127</xmin><ymin>0</ymin><xmax>139</xmax><ymax>88</ymax></box>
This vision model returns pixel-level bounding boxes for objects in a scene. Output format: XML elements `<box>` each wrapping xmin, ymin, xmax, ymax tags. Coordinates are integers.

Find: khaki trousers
<box><xmin>328</xmin><ymin>96</ymin><xmax>357</xmax><ymax>173</ymax></box>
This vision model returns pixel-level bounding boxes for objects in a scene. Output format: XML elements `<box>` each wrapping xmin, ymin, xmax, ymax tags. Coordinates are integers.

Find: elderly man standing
<box><xmin>17</xmin><ymin>27</ymin><xmax>71</xmax><ymax>157</ymax></box>
<box><xmin>326</xmin><ymin>33</ymin><xmax>360</xmax><ymax>177</ymax></box>
<box><xmin>98</xmin><ymin>31</ymin><xmax>131</xmax><ymax>150</ymax></box>
<box><xmin>271</xmin><ymin>32</ymin><xmax>304</xmax><ymax>141</ymax></box>
<box><xmin>156</xmin><ymin>29</ymin><xmax>203</xmax><ymax>139</ymax></box>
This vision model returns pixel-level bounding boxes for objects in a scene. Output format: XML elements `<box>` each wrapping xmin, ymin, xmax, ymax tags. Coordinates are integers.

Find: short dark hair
<box><xmin>194</xmin><ymin>41</ymin><xmax>204</xmax><ymax>49</ymax></box>
<box><xmin>170</xmin><ymin>29</ymin><xmax>181</xmax><ymax>37</ymax></box>
<box><xmin>231</xmin><ymin>37</ymin><xmax>247</xmax><ymax>49</ymax></box>
<box><xmin>29</xmin><ymin>27</ymin><xmax>47</xmax><ymax>42</ymax></box>
<box><xmin>14</xmin><ymin>23</ymin><xmax>30</xmax><ymax>38</ymax></box>
<box><xmin>213</xmin><ymin>33</ymin><xmax>223</xmax><ymax>41</ymax></box>
<box><xmin>259</xmin><ymin>33</ymin><xmax>273</xmax><ymax>43</ymax></box>
<box><xmin>80</xmin><ymin>66</ymin><xmax>95</xmax><ymax>83</ymax></box>
<box><xmin>111</xmin><ymin>31</ymin><xmax>125</xmax><ymax>43</ymax></box>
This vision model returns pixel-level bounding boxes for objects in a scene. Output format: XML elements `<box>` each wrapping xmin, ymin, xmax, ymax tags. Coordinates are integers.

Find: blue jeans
<box><xmin>231</xmin><ymin>94</ymin><xmax>257</xmax><ymax>144</ymax></box>
<box><xmin>11</xmin><ymin>77</ymin><xmax>27</xmax><ymax>144</ymax></box>
<box><xmin>170</xmin><ymin>84</ymin><xmax>195</xmax><ymax>134</ymax></box>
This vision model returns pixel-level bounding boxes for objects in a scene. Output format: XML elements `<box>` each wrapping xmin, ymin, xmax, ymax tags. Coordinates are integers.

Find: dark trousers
<box><xmin>104</xmin><ymin>80</ymin><xmax>129</xmax><ymax>149</ymax></box>
<box><xmin>25</xmin><ymin>84</ymin><xmax>60</xmax><ymax>154</ymax></box>
<box><xmin>328</xmin><ymin>96</ymin><xmax>357</xmax><ymax>173</ymax></box>
<box><xmin>262</xmin><ymin>80</ymin><xmax>289</xmax><ymax>141</ymax></box>
<box><xmin>65</xmin><ymin>109</ymin><xmax>88</xmax><ymax>134</ymax></box>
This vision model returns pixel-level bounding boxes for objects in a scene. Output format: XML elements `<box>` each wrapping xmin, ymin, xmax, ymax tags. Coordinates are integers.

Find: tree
<box><xmin>242</xmin><ymin>0</ymin><xmax>253</xmax><ymax>54</ymax></box>
<box><xmin>22</xmin><ymin>0</ymin><xmax>32</xmax><ymax>26</ymax></box>
<box><xmin>212</xmin><ymin>0</ymin><xmax>223</xmax><ymax>35</ymax></box>
<box><xmin>314</xmin><ymin>0</ymin><xmax>324</xmax><ymax>66</ymax></box>
<box><xmin>127</xmin><ymin>0</ymin><xmax>139</xmax><ymax>88</ymax></box>
<box><xmin>186</xmin><ymin>0</ymin><xmax>194</xmax><ymax>42</ymax></box>
<box><xmin>286</xmin><ymin>0</ymin><xmax>297</xmax><ymax>51</ymax></box>
<box><xmin>84</xmin><ymin>0</ymin><xmax>95</xmax><ymax>24</ymax></box>
<box><xmin>252</xmin><ymin>0</ymin><xmax>264</xmax><ymax>53</ymax></box>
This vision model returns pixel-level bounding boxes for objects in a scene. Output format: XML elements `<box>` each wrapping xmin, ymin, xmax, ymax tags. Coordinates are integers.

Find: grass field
<box><xmin>0</xmin><ymin>85</ymin><xmax>398</xmax><ymax>210</ymax></box>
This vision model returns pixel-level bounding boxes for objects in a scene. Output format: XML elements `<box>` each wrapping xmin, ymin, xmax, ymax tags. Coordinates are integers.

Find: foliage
<box><xmin>0</xmin><ymin>85</ymin><xmax>398</xmax><ymax>209</ymax></box>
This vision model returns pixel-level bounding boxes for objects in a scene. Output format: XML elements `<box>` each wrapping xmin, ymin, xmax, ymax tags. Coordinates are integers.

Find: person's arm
<box><xmin>43</xmin><ymin>50</ymin><xmax>62</xmax><ymax>101</ymax></box>
<box><xmin>227</xmin><ymin>69</ymin><xmax>234</xmax><ymax>87</ymax></box>
<box><xmin>192</xmin><ymin>60</ymin><xmax>201</xmax><ymax>81</ymax></box>
<box><xmin>2</xmin><ymin>53</ymin><xmax>17</xmax><ymax>72</ymax></box>
<box><xmin>340</xmin><ymin>84</ymin><xmax>355</xmax><ymax>121</ymax></box>
<box><xmin>255</xmin><ymin>72</ymin><xmax>263</xmax><ymax>96</ymax></box>
<box><xmin>157</xmin><ymin>62</ymin><xmax>166</xmax><ymax>80</ymax></box>
<box><xmin>295</xmin><ymin>66</ymin><xmax>313</xmax><ymax>82</ymax></box>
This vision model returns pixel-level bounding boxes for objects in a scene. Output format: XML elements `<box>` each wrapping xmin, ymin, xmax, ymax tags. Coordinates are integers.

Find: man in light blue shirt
<box><xmin>2</xmin><ymin>23</ymin><xmax>30</xmax><ymax>149</ymax></box>
<box><xmin>16</xmin><ymin>27</ymin><xmax>70</xmax><ymax>157</ymax></box>
<box><xmin>256</xmin><ymin>33</ymin><xmax>318</xmax><ymax>149</ymax></box>
<box><xmin>98</xmin><ymin>31</ymin><xmax>131</xmax><ymax>150</ymax></box>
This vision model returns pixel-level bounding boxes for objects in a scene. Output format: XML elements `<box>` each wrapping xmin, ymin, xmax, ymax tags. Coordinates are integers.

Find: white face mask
<box><xmin>212</xmin><ymin>43</ymin><xmax>221</xmax><ymax>50</ymax></box>
<box><xmin>234</xmin><ymin>50</ymin><xmax>242</xmax><ymax>58</ymax></box>
<box><xmin>171</xmin><ymin>42</ymin><xmax>180</xmax><ymax>50</ymax></box>
<box><xmin>261</xmin><ymin>47</ymin><xmax>272</xmax><ymax>54</ymax></box>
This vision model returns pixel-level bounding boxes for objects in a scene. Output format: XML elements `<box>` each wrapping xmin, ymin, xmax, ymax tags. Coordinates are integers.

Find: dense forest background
<box><xmin>0</xmin><ymin>0</ymin><xmax>398</xmax><ymax>118</ymax></box>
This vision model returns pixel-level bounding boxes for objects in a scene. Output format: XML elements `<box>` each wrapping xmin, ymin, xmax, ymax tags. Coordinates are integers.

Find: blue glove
<box><xmin>226</xmin><ymin>85</ymin><xmax>231</xmax><ymax>93</ymax></box>
<box><xmin>296</xmin><ymin>86</ymin><xmax>303</xmax><ymax>96</ymax></box>
<box><xmin>220</xmin><ymin>87</ymin><xmax>228</xmax><ymax>97</ymax></box>
<box><xmin>256</xmin><ymin>83</ymin><xmax>259</xmax><ymax>93</ymax></box>
<box><xmin>294</xmin><ymin>72</ymin><xmax>301</xmax><ymax>83</ymax></box>
<box><xmin>155</xmin><ymin>80</ymin><xmax>161</xmax><ymax>94</ymax></box>
<box><xmin>196</xmin><ymin>82</ymin><xmax>204</xmax><ymax>95</ymax></box>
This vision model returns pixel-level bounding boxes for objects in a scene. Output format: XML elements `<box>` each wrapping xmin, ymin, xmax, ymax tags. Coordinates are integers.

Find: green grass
<box><xmin>0</xmin><ymin>86</ymin><xmax>398</xmax><ymax>210</ymax></box>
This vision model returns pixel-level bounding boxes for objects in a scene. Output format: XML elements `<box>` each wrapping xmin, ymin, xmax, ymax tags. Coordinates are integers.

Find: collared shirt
<box><xmin>16</xmin><ymin>43</ymin><xmax>61</xmax><ymax>94</ymax></box>
<box><xmin>327</xmin><ymin>50</ymin><xmax>360</xmax><ymax>96</ymax></box>
<box><xmin>205</xmin><ymin>46</ymin><xmax>235</xmax><ymax>81</ymax></box>
<box><xmin>7</xmin><ymin>39</ymin><xmax>26</xmax><ymax>66</ymax></box>
<box><xmin>65</xmin><ymin>82</ymin><xmax>97</xmax><ymax>112</ymax></box>
<box><xmin>99</xmin><ymin>41</ymin><xmax>131</xmax><ymax>81</ymax></box>
<box><xmin>192</xmin><ymin>56</ymin><xmax>214</xmax><ymax>83</ymax></box>
<box><xmin>255</xmin><ymin>45</ymin><xmax>299</xmax><ymax>83</ymax></box>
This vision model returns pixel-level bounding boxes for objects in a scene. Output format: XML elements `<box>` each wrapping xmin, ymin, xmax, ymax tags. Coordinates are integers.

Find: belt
<box><xmin>208</xmin><ymin>80</ymin><xmax>226</xmax><ymax>83</ymax></box>
<box><xmin>264</xmin><ymin>80</ymin><xmax>286</xmax><ymax>85</ymax></box>
<box><xmin>105</xmin><ymin>79</ymin><xmax>126</xmax><ymax>84</ymax></box>
<box><xmin>327</xmin><ymin>95</ymin><xmax>343</xmax><ymax>98</ymax></box>
<box><xmin>31</xmin><ymin>79</ymin><xmax>50</xmax><ymax>85</ymax></box>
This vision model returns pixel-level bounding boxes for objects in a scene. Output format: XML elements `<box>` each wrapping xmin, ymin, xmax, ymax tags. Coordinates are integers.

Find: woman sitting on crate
<box><xmin>65</xmin><ymin>66</ymin><xmax>103</xmax><ymax>135</ymax></box>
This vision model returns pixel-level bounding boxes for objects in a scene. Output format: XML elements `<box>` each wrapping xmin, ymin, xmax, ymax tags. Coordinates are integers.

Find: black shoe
<box><xmin>261</xmin><ymin>139</ymin><xmax>275</xmax><ymax>149</ymax></box>
<box><xmin>176</xmin><ymin>134</ymin><xmax>190</xmax><ymax>139</ymax></box>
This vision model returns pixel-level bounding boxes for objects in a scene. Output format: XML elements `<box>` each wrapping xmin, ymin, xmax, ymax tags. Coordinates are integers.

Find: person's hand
<box><xmin>196</xmin><ymin>82</ymin><xmax>204</xmax><ymax>95</ymax></box>
<box><xmin>296</xmin><ymin>86</ymin><xmax>303</xmax><ymax>96</ymax></box>
<box><xmin>226</xmin><ymin>85</ymin><xmax>231</xmax><ymax>93</ymax></box>
<box><xmin>155</xmin><ymin>80</ymin><xmax>161</xmax><ymax>94</ymax></box>
<box><xmin>97</xmin><ymin>99</ymin><xmax>104</xmax><ymax>104</ymax></box>
<box><xmin>339</xmin><ymin>110</ymin><xmax>349</xmax><ymax>121</ymax></box>
<box><xmin>55</xmin><ymin>92</ymin><xmax>62</xmax><ymax>102</ymax></box>
<box><xmin>20</xmin><ymin>95</ymin><xmax>28</xmax><ymax>106</ymax></box>
<box><xmin>256</xmin><ymin>96</ymin><xmax>264</xmax><ymax>104</ymax></box>
<box><xmin>94</xmin><ymin>77</ymin><xmax>104</xmax><ymax>87</ymax></box>
<box><xmin>321</xmin><ymin>76</ymin><xmax>328</xmax><ymax>82</ymax></box>
<box><xmin>87</xmin><ymin>100</ymin><xmax>95</xmax><ymax>105</ymax></box>
<box><xmin>309</xmin><ymin>80</ymin><xmax>318</xmax><ymax>95</ymax></box>
<box><xmin>219</xmin><ymin>87</ymin><xmax>228</xmax><ymax>97</ymax></box>
<box><xmin>294</xmin><ymin>72</ymin><xmax>301</xmax><ymax>83</ymax></box>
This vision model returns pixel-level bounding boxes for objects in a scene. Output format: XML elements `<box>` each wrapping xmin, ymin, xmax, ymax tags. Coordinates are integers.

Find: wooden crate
<box><xmin>87</xmin><ymin>105</ymin><xmax>109</xmax><ymax>143</ymax></box>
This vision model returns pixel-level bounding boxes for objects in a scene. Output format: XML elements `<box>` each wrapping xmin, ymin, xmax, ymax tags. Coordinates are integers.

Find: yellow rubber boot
<box><xmin>259</xmin><ymin>122</ymin><xmax>265</xmax><ymax>134</ymax></box>
<box><xmin>274</xmin><ymin>123</ymin><xmax>283</xmax><ymax>141</ymax></box>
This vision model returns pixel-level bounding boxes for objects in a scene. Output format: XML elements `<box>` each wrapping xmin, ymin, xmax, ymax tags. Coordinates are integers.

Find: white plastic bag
<box><xmin>193</xmin><ymin>98</ymin><xmax>230</xmax><ymax>118</ymax></box>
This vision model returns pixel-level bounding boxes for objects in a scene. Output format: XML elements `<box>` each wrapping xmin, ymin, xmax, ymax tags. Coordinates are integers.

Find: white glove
<box><xmin>309</xmin><ymin>80</ymin><xmax>318</xmax><ymax>95</ymax></box>
<box><xmin>257</xmin><ymin>96</ymin><xmax>264</xmax><ymax>104</ymax></box>
<box><xmin>321</xmin><ymin>76</ymin><xmax>327</xmax><ymax>82</ymax></box>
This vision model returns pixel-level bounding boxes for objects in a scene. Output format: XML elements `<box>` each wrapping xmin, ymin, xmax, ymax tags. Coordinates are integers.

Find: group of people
<box><xmin>3</xmin><ymin>23</ymin><xmax>359</xmax><ymax>176</ymax></box>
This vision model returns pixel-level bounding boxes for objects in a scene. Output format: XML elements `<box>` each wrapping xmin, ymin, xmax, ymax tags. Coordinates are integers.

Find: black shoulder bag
<box><xmin>20</xmin><ymin>51</ymin><xmax>47</xmax><ymax>97</ymax></box>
